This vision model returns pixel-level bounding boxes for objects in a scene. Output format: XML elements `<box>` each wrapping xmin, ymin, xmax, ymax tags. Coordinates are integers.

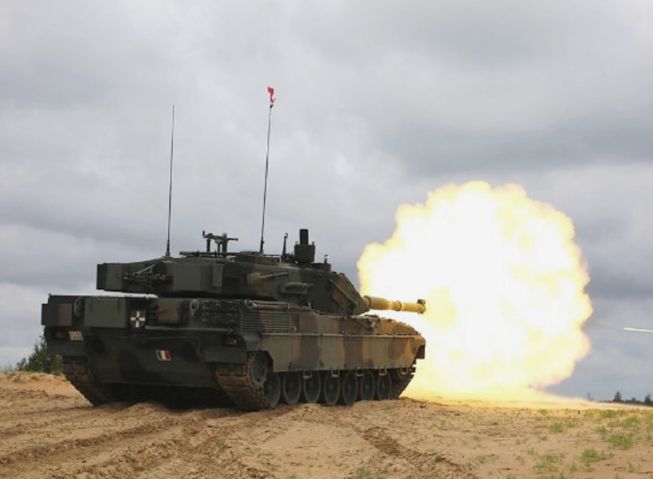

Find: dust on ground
<box><xmin>1</xmin><ymin>372</ymin><xmax>652</xmax><ymax>479</ymax></box>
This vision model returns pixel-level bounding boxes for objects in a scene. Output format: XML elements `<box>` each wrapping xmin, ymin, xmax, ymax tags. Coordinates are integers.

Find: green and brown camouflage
<box><xmin>42</xmin><ymin>229</ymin><xmax>426</xmax><ymax>410</ymax></box>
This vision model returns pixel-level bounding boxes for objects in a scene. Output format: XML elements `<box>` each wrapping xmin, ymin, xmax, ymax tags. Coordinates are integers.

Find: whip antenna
<box><xmin>165</xmin><ymin>105</ymin><xmax>175</xmax><ymax>257</ymax></box>
<box><xmin>259</xmin><ymin>86</ymin><xmax>276</xmax><ymax>253</ymax></box>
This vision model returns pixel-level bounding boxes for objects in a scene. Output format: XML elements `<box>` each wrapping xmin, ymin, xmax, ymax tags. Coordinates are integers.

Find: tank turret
<box><xmin>97</xmin><ymin>229</ymin><xmax>419</xmax><ymax>317</ymax></box>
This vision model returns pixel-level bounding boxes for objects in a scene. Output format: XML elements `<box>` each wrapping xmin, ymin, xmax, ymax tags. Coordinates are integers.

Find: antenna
<box><xmin>281</xmin><ymin>232</ymin><xmax>288</xmax><ymax>258</ymax></box>
<box><xmin>259</xmin><ymin>86</ymin><xmax>276</xmax><ymax>253</ymax></box>
<box><xmin>165</xmin><ymin>105</ymin><xmax>175</xmax><ymax>257</ymax></box>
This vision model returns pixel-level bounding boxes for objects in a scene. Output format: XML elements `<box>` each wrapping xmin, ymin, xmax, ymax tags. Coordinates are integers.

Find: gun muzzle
<box><xmin>363</xmin><ymin>295</ymin><xmax>426</xmax><ymax>314</ymax></box>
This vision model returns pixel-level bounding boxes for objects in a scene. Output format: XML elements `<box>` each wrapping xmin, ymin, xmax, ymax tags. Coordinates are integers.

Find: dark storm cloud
<box><xmin>1</xmin><ymin>0</ymin><xmax>652</xmax><ymax>397</ymax></box>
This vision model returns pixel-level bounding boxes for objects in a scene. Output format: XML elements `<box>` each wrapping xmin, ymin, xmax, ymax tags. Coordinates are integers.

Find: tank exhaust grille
<box><xmin>242</xmin><ymin>311</ymin><xmax>290</xmax><ymax>333</ymax></box>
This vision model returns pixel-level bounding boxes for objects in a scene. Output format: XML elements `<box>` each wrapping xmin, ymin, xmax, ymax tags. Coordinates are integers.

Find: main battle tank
<box><xmin>42</xmin><ymin>229</ymin><xmax>426</xmax><ymax>410</ymax></box>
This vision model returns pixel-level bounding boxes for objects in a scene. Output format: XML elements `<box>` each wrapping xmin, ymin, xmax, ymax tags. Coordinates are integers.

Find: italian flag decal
<box><xmin>155</xmin><ymin>349</ymin><xmax>172</xmax><ymax>361</ymax></box>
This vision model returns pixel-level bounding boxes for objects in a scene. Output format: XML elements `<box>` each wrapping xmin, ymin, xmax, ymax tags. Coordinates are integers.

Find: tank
<box><xmin>41</xmin><ymin>228</ymin><xmax>426</xmax><ymax>410</ymax></box>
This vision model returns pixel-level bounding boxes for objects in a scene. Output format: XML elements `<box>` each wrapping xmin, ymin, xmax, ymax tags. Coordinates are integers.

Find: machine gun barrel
<box><xmin>363</xmin><ymin>296</ymin><xmax>426</xmax><ymax>314</ymax></box>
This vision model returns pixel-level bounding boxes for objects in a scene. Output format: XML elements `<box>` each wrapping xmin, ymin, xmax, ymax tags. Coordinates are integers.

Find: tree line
<box><xmin>13</xmin><ymin>336</ymin><xmax>62</xmax><ymax>373</ymax></box>
<box><xmin>612</xmin><ymin>390</ymin><xmax>653</xmax><ymax>407</ymax></box>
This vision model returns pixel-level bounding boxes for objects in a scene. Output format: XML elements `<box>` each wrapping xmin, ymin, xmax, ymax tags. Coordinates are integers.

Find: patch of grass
<box><xmin>473</xmin><ymin>453</ymin><xmax>499</xmax><ymax>464</ymax></box>
<box><xmin>579</xmin><ymin>448</ymin><xmax>612</xmax><ymax>468</ymax></box>
<box><xmin>599</xmin><ymin>409</ymin><xmax>627</xmax><ymax>420</ymax></box>
<box><xmin>355</xmin><ymin>467</ymin><xmax>371</xmax><ymax>479</ymax></box>
<box><xmin>533</xmin><ymin>453</ymin><xmax>564</xmax><ymax>475</ymax></box>
<box><xmin>596</xmin><ymin>425</ymin><xmax>608</xmax><ymax>439</ymax></box>
<box><xmin>550</xmin><ymin>422</ymin><xmax>566</xmax><ymax>433</ymax></box>
<box><xmin>618</xmin><ymin>416</ymin><xmax>640</xmax><ymax>431</ymax></box>
<box><xmin>537</xmin><ymin>409</ymin><xmax>550</xmax><ymax>417</ymax></box>
<box><xmin>353</xmin><ymin>467</ymin><xmax>389</xmax><ymax>479</ymax></box>
<box><xmin>599</xmin><ymin>410</ymin><xmax>618</xmax><ymax>420</ymax></box>
<box><xmin>514</xmin><ymin>436</ymin><xmax>527</xmax><ymax>445</ymax></box>
<box><xmin>555</xmin><ymin>418</ymin><xmax>577</xmax><ymax>432</ymax></box>
<box><xmin>607</xmin><ymin>433</ymin><xmax>634</xmax><ymax>450</ymax></box>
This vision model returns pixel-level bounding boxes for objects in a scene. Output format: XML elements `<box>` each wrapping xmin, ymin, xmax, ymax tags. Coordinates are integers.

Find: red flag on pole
<box><xmin>267</xmin><ymin>86</ymin><xmax>276</xmax><ymax>107</ymax></box>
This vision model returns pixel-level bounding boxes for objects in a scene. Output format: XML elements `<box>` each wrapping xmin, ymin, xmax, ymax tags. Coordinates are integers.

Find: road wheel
<box><xmin>301</xmin><ymin>372</ymin><xmax>321</xmax><ymax>403</ymax></box>
<box><xmin>375</xmin><ymin>372</ymin><xmax>392</xmax><ymax>400</ymax></box>
<box><xmin>281</xmin><ymin>372</ymin><xmax>302</xmax><ymax>404</ymax></box>
<box><xmin>263</xmin><ymin>372</ymin><xmax>281</xmax><ymax>407</ymax></box>
<box><xmin>320</xmin><ymin>372</ymin><xmax>340</xmax><ymax>405</ymax></box>
<box><xmin>359</xmin><ymin>370</ymin><xmax>375</xmax><ymax>401</ymax></box>
<box><xmin>339</xmin><ymin>371</ymin><xmax>358</xmax><ymax>406</ymax></box>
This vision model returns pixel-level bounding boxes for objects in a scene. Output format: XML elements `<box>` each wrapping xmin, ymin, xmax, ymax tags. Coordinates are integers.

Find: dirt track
<box><xmin>1</xmin><ymin>373</ymin><xmax>652</xmax><ymax>479</ymax></box>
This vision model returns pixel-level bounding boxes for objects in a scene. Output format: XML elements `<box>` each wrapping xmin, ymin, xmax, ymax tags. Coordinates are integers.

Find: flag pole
<box><xmin>259</xmin><ymin>87</ymin><xmax>275</xmax><ymax>253</ymax></box>
<box><xmin>165</xmin><ymin>104</ymin><xmax>175</xmax><ymax>258</ymax></box>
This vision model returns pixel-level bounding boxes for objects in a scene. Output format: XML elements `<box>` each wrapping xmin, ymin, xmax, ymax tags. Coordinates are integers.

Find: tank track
<box><xmin>214</xmin><ymin>356</ymin><xmax>272</xmax><ymax>411</ymax></box>
<box><xmin>389</xmin><ymin>375</ymin><xmax>413</xmax><ymax>399</ymax></box>
<box><xmin>389</xmin><ymin>366</ymin><xmax>416</xmax><ymax>399</ymax></box>
<box><xmin>64</xmin><ymin>355</ymin><xmax>416</xmax><ymax>409</ymax></box>
<box><xmin>63</xmin><ymin>356</ymin><xmax>115</xmax><ymax>405</ymax></box>
<box><xmin>215</xmin><ymin>356</ymin><xmax>417</xmax><ymax>410</ymax></box>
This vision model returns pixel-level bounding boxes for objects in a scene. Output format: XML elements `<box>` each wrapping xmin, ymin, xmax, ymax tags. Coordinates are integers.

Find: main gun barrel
<box><xmin>363</xmin><ymin>295</ymin><xmax>426</xmax><ymax>314</ymax></box>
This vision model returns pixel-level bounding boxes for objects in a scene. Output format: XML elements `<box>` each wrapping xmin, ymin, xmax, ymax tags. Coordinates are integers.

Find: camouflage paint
<box><xmin>43</xmin><ymin>229</ymin><xmax>426</xmax><ymax>408</ymax></box>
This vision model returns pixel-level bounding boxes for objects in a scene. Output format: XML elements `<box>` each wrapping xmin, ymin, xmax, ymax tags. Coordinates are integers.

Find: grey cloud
<box><xmin>0</xmin><ymin>223</ymin><xmax>149</xmax><ymax>289</ymax></box>
<box><xmin>280</xmin><ymin>1</ymin><xmax>653</xmax><ymax>170</ymax></box>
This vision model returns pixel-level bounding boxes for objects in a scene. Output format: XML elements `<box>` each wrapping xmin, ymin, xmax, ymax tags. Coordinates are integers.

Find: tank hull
<box><xmin>43</xmin><ymin>294</ymin><xmax>425</xmax><ymax>410</ymax></box>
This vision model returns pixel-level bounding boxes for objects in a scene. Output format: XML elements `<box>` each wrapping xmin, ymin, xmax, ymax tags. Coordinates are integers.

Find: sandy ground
<box><xmin>1</xmin><ymin>372</ymin><xmax>652</xmax><ymax>479</ymax></box>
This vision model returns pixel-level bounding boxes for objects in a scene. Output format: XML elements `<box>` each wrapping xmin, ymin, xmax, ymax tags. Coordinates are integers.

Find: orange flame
<box><xmin>358</xmin><ymin>182</ymin><xmax>592</xmax><ymax>400</ymax></box>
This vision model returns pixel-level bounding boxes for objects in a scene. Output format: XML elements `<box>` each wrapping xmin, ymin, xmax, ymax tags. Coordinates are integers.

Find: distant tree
<box><xmin>16</xmin><ymin>336</ymin><xmax>62</xmax><ymax>373</ymax></box>
<box><xmin>613</xmin><ymin>391</ymin><xmax>623</xmax><ymax>403</ymax></box>
<box><xmin>645</xmin><ymin>394</ymin><xmax>652</xmax><ymax>406</ymax></box>
<box><xmin>586</xmin><ymin>393</ymin><xmax>594</xmax><ymax>401</ymax></box>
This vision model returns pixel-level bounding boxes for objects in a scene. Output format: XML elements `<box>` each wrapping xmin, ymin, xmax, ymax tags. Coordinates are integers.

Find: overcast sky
<box><xmin>1</xmin><ymin>0</ymin><xmax>652</xmax><ymax>400</ymax></box>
